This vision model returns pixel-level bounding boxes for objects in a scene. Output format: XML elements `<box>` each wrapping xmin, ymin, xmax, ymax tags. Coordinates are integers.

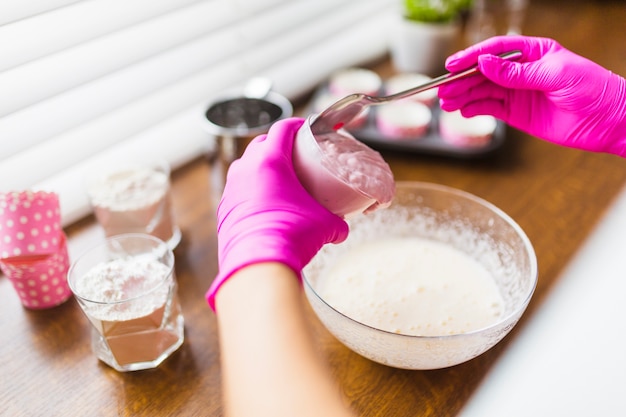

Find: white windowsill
<box><xmin>460</xmin><ymin>184</ymin><xmax>626</xmax><ymax>416</ymax></box>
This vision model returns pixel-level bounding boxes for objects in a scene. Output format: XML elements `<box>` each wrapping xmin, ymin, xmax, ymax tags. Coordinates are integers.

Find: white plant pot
<box><xmin>389</xmin><ymin>16</ymin><xmax>460</xmax><ymax>75</ymax></box>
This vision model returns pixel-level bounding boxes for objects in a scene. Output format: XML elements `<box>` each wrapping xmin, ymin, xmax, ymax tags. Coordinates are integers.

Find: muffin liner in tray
<box><xmin>308</xmin><ymin>86</ymin><xmax>506</xmax><ymax>159</ymax></box>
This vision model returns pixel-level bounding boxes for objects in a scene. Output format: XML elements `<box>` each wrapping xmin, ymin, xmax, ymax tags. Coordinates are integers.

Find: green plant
<box><xmin>403</xmin><ymin>0</ymin><xmax>473</xmax><ymax>23</ymax></box>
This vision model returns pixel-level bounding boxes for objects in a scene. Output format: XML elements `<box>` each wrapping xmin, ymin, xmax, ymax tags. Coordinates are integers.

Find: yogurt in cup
<box><xmin>293</xmin><ymin>116</ymin><xmax>395</xmax><ymax>218</ymax></box>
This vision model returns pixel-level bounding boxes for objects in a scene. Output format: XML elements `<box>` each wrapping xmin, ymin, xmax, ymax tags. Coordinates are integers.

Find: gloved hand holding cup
<box><xmin>206</xmin><ymin>117</ymin><xmax>396</xmax><ymax>311</ymax></box>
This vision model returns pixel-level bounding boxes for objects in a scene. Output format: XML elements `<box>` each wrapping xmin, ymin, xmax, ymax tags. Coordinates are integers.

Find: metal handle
<box><xmin>381</xmin><ymin>50</ymin><xmax>523</xmax><ymax>103</ymax></box>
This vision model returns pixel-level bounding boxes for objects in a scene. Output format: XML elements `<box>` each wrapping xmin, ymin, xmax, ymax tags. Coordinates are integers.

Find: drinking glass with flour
<box><xmin>86</xmin><ymin>159</ymin><xmax>181</xmax><ymax>250</ymax></box>
<box><xmin>68</xmin><ymin>234</ymin><xmax>184</xmax><ymax>372</ymax></box>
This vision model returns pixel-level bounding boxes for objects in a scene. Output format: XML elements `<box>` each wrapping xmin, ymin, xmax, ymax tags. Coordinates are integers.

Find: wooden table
<box><xmin>3</xmin><ymin>1</ymin><xmax>626</xmax><ymax>415</ymax></box>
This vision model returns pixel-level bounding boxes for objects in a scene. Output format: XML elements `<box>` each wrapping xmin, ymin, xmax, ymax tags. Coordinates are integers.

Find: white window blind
<box><xmin>0</xmin><ymin>0</ymin><xmax>395</xmax><ymax>226</ymax></box>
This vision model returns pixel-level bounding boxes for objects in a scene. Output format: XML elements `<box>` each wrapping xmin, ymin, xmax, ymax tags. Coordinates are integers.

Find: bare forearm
<box><xmin>215</xmin><ymin>262</ymin><xmax>356</xmax><ymax>417</ymax></box>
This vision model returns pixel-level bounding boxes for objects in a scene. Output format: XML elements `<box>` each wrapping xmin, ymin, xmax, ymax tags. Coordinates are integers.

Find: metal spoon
<box><xmin>310</xmin><ymin>50</ymin><xmax>522</xmax><ymax>135</ymax></box>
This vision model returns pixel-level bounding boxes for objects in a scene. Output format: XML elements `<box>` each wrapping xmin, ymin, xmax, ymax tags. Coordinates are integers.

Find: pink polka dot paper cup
<box><xmin>0</xmin><ymin>191</ymin><xmax>62</xmax><ymax>258</ymax></box>
<box><xmin>0</xmin><ymin>234</ymin><xmax>71</xmax><ymax>309</ymax></box>
<box><xmin>0</xmin><ymin>191</ymin><xmax>71</xmax><ymax>309</ymax></box>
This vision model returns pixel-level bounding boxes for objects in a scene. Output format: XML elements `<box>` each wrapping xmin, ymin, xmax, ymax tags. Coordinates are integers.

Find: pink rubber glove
<box><xmin>438</xmin><ymin>35</ymin><xmax>626</xmax><ymax>156</ymax></box>
<box><xmin>206</xmin><ymin>117</ymin><xmax>350</xmax><ymax>311</ymax></box>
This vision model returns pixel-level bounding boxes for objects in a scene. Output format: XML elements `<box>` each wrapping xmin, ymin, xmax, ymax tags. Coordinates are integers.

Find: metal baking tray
<box><xmin>308</xmin><ymin>84</ymin><xmax>506</xmax><ymax>159</ymax></box>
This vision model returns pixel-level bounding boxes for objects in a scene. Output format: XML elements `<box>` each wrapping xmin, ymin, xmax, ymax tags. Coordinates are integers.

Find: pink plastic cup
<box><xmin>292</xmin><ymin>116</ymin><xmax>395</xmax><ymax>219</ymax></box>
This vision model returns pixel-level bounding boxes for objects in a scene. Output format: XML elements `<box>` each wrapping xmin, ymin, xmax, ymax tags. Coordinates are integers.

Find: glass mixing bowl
<box><xmin>303</xmin><ymin>181</ymin><xmax>537</xmax><ymax>369</ymax></box>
